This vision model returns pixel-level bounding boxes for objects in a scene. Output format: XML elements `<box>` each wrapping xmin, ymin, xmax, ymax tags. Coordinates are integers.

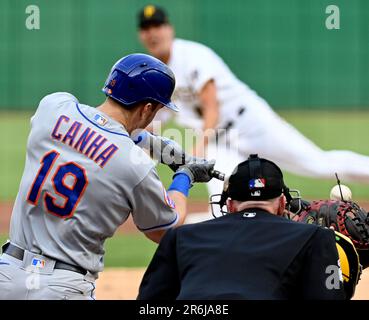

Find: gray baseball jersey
<box><xmin>9</xmin><ymin>92</ymin><xmax>178</xmax><ymax>275</ymax></box>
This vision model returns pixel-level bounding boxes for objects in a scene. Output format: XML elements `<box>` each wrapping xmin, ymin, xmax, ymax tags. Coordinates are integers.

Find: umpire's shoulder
<box><xmin>281</xmin><ymin>214</ymin><xmax>322</xmax><ymax>231</ymax></box>
<box><xmin>170</xmin><ymin>214</ymin><xmax>223</xmax><ymax>236</ymax></box>
<box><xmin>280</xmin><ymin>215</ymin><xmax>337</xmax><ymax>244</ymax></box>
<box><xmin>310</xmin><ymin>223</ymin><xmax>337</xmax><ymax>242</ymax></box>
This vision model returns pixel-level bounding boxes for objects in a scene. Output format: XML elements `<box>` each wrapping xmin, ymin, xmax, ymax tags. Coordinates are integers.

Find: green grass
<box><xmin>103</xmin><ymin>233</ymin><xmax>157</xmax><ymax>267</ymax></box>
<box><xmin>2</xmin><ymin>110</ymin><xmax>369</xmax><ymax>201</ymax></box>
<box><xmin>0</xmin><ymin>112</ymin><xmax>33</xmax><ymax>200</ymax></box>
<box><xmin>0</xmin><ymin>233</ymin><xmax>157</xmax><ymax>268</ymax></box>
<box><xmin>0</xmin><ymin>235</ymin><xmax>8</xmax><ymax>246</ymax></box>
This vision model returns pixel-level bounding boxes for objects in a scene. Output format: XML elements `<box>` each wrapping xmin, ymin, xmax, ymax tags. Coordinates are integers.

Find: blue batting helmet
<box><xmin>102</xmin><ymin>53</ymin><xmax>178</xmax><ymax>112</ymax></box>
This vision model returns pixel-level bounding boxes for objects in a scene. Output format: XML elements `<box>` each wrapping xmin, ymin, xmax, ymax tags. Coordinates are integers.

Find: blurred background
<box><xmin>1</xmin><ymin>0</ymin><xmax>368</xmax><ymax>109</ymax></box>
<box><xmin>0</xmin><ymin>0</ymin><xmax>369</xmax><ymax>284</ymax></box>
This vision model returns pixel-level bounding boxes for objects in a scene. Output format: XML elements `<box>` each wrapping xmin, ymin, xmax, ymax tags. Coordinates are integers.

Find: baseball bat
<box><xmin>133</xmin><ymin>130</ymin><xmax>225</xmax><ymax>181</ymax></box>
<box><xmin>210</xmin><ymin>169</ymin><xmax>225</xmax><ymax>181</ymax></box>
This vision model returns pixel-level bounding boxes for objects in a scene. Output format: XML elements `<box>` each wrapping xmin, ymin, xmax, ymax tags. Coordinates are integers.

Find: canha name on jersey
<box><xmin>51</xmin><ymin>115</ymin><xmax>119</xmax><ymax>168</ymax></box>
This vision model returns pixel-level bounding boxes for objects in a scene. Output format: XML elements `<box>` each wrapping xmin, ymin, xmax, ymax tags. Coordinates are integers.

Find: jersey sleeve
<box><xmin>300</xmin><ymin>228</ymin><xmax>346</xmax><ymax>299</ymax></box>
<box><xmin>130</xmin><ymin>167</ymin><xmax>178</xmax><ymax>232</ymax></box>
<box><xmin>137</xmin><ymin>228</ymin><xmax>180</xmax><ymax>299</ymax></box>
<box><xmin>188</xmin><ymin>46</ymin><xmax>219</xmax><ymax>94</ymax></box>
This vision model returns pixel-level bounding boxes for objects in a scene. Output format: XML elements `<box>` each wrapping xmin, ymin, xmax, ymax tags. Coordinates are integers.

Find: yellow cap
<box><xmin>144</xmin><ymin>5</ymin><xmax>156</xmax><ymax>18</ymax></box>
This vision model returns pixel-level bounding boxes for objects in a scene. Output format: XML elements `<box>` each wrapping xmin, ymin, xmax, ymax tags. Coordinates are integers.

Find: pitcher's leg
<box><xmin>238</xmin><ymin>114</ymin><xmax>369</xmax><ymax>183</ymax></box>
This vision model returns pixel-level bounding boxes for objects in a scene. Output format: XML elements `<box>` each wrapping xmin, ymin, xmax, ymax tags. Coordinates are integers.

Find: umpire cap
<box><xmin>137</xmin><ymin>5</ymin><xmax>169</xmax><ymax>29</ymax></box>
<box><xmin>222</xmin><ymin>154</ymin><xmax>291</xmax><ymax>203</ymax></box>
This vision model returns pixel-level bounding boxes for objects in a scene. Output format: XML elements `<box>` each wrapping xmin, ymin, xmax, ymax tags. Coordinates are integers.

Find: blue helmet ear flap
<box><xmin>102</xmin><ymin>53</ymin><xmax>178</xmax><ymax>112</ymax></box>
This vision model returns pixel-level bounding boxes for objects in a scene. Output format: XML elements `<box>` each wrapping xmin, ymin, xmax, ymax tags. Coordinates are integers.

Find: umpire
<box><xmin>138</xmin><ymin>154</ymin><xmax>346</xmax><ymax>300</ymax></box>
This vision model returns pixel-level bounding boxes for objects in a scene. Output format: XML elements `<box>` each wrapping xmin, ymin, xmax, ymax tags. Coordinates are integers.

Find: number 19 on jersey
<box><xmin>27</xmin><ymin>150</ymin><xmax>88</xmax><ymax>218</ymax></box>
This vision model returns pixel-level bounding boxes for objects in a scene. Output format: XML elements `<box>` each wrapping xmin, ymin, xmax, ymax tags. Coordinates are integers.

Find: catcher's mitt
<box><xmin>292</xmin><ymin>199</ymin><xmax>369</xmax><ymax>299</ymax></box>
<box><xmin>292</xmin><ymin>200</ymin><xmax>369</xmax><ymax>251</ymax></box>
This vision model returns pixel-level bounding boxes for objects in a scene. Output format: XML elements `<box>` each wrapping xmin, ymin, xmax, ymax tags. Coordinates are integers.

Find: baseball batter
<box><xmin>0</xmin><ymin>54</ymin><xmax>215</xmax><ymax>299</ymax></box>
<box><xmin>137</xmin><ymin>5</ymin><xmax>369</xmax><ymax>216</ymax></box>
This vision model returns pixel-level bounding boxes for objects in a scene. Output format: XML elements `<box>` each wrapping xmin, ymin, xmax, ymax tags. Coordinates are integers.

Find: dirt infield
<box><xmin>96</xmin><ymin>267</ymin><xmax>369</xmax><ymax>300</ymax></box>
<box><xmin>96</xmin><ymin>268</ymin><xmax>144</xmax><ymax>300</ymax></box>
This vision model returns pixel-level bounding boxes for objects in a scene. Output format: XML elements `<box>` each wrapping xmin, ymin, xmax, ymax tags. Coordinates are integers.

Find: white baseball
<box><xmin>329</xmin><ymin>184</ymin><xmax>352</xmax><ymax>201</ymax></box>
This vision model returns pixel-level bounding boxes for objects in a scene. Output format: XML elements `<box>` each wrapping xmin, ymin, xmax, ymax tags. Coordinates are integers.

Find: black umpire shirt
<box><xmin>138</xmin><ymin>209</ymin><xmax>345</xmax><ymax>300</ymax></box>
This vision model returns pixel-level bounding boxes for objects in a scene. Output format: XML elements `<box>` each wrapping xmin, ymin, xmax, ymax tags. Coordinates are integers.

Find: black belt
<box><xmin>2</xmin><ymin>243</ymin><xmax>88</xmax><ymax>276</ymax></box>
